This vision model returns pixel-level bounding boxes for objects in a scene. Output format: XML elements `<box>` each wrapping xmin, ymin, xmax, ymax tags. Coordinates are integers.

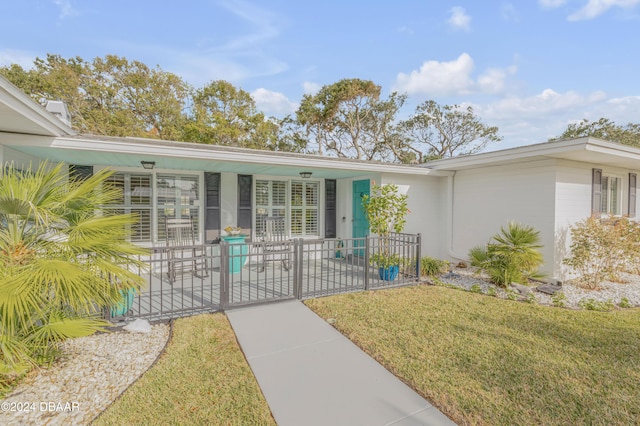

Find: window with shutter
<box><xmin>104</xmin><ymin>172</ymin><xmax>152</xmax><ymax>242</ymax></box>
<box><xmin>591</xmin><ymin>168</ymin><xmax>602</xmax><ymax>216</ymax></box>
<box><xmin>593</xmin><ymin>169</ymin><xmax>622</xmax><ymax>216</ymax></box>
<box><xmin>204</xmin><ymin>173</ymin><xmax>221</xmax><ymax>243</ymax></box>
<box><xmin>238</xmin><ymin>175</ymin><xmax>253</xmax><ymax>236</ymax></box>
<box><xmin>629</xmin><ymin>173</ymin><xmax>637</xmax><ymax>218</ymax></box>
<box><xmin>156</xmin><ymin>174</ymin><xmax>200</xmax><ymax>241</ymax></box>
<box><xmin>325</xmin><ymin>179</ymin><xmax>337</xmax><ymax>238</ymax></box>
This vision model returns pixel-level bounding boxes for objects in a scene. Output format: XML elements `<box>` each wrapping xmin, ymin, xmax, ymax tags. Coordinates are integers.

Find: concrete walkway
<box><xmin>226</xmin><ymin>300</ymin><xmax>455</xmax><ymax>426</ymax></box>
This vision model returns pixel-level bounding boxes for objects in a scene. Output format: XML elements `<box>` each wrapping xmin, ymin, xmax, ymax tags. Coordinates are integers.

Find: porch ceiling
<box><xmin>8</xmin><ymin>145</ymin><xmax>377</xmax><ymax>179</ymax></box>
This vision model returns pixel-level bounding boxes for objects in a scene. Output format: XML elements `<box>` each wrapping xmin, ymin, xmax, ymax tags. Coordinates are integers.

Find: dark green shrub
<box><xmin>469</xmin><ymin>222</ymin><xmax>544</xmax><ymax>288</ymax></box>
<box><xmin>420</xmin><ymin>256</ymin><xmax>450</xmax><ymax>277</ymax></box>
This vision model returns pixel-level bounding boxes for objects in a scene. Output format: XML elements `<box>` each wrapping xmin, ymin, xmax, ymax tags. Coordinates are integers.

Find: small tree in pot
<box><xmin>362</xmin><ymin>183</ymin><xmax>409</xmax><ymax>280</ymax></box>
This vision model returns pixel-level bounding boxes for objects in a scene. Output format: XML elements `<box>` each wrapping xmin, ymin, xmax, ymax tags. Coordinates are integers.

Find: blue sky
<box><xmin>2</xmin><ymin>0</ymin><xmax>639</xmax><ymax>150</ymax></box>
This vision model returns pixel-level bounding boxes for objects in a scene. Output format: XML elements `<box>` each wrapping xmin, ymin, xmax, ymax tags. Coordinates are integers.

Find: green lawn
<box><xmin>305</xmin><ymin>285</ymin><xmax>640</xmax><ymax>426</ymax></box>
<box><xmin>94</xmin><ymin>313</ymin><xmax>275</xmax><ymax>426</ymax></box>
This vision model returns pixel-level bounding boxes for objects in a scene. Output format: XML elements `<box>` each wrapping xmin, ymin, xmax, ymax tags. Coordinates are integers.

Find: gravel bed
<box><xmin>0</xmin><ymin>322</ymin><xmax>170</xmax><ymax>426</ymax></box>
<box><xmin>433</xmin><ymin>267</ymin><xmax>640</xmax><ymax>308</ymax></box>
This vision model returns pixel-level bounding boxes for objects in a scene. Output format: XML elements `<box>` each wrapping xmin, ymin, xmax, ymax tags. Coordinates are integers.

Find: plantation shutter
<box><xmin>69</xmin><ymin>164</ymin><xmax>93</xmax><ymax>181</ymax></box>
<box><xmin>204</xmin><ymin>172</ymin><xmax>221</xmax><ymax>243</ymax></box>
<box><xmin>325</xmin><ymin>179</ymin><xmax>337</xmax><ymax>238</ymax></box>
<box><xmin>237</xmin><ymin>175</ymin><xmax>253</xmax><ymax>238</ymax></box>
<box><xmin>629</xmin><ymin>173</ymin><xmax>637</xmax><ymax>218</ymax></box>
<box><xmin>591</xmin><ymin>168</ymin><xmax>602</xmax><ymax>216</ymax></box>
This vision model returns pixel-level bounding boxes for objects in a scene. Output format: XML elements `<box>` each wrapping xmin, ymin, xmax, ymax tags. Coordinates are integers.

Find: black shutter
<box><xmin>591</xmin><ymin>168</ymin><xmax>602</xmax><ymax>216</ymax></box>
<box><xmin>325</xmin><ymin>179</ymin><xmax>337</xmax><ymax>238</ymax></box>
<box><xmin>629</xmin><ymin>173</ymin><xmax>637</xmax><ymax>218</ymax></box>
<box><xmin>204</xmin><ymin>172</ymin><xmax>221</xmax><ymax>243</ymax></box>
<box><xmin>69</xmin><ymin>165</ymin><xmax>93</xmax><ymax>181</ymax></box>
<box><xmin>238</xmin><ymin>175</ymin><xmax>252</xmax><ymax>237</ymax></box>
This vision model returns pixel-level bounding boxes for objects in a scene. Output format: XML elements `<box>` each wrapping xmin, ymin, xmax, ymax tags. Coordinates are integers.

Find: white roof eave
<box><xmin>0</xmin><ymin>75</ymin><xmax>75</xmax><ymax>137</ymax></box>
<box><xmin>425</xmin><ymin>137</ymin><xmax>640</xmax><ymax>171</ymax></box>
<box><xmin>8</xmin><ymin>133</ymin><xmax>452</xmax><ymax>177</ymax></box>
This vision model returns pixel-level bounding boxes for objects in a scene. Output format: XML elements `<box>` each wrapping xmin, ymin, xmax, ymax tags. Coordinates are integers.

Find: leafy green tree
<box><xmin>0</xmin><ymin>162</ymin><xmax>147</xmax><ymax>388</ymax></box>
<box><xmin>270</xmin><ymin>115</ymin><xmax>308</xmax><ymax>153</ymax></box>
<box><xmin>296</xmin><ymin>78</ymin><xmax>405</xmax><ymax>161</ymax></box>
<box><xmin>0</xmin><ymin>54</ymin><xmax>189</xmax><ymax>139</ymax></box>
<box><xmin>550</xmin><ymin>118</ymin><xmax>640</xmax><ymax>147</ymax></box>
<box><xmin>398</xmin><ymin>100</ymin><xmax>501</xmax><ymax>161</ymax></box>
<box><xmin>362</xmin><ymin>183</ymin><xmax>409</xmax><ymax>268</ymax></box>
<box><xmin>183</xmin><ymin>80</ymin><xmax>281</xmax><ymax>149</ymax></box>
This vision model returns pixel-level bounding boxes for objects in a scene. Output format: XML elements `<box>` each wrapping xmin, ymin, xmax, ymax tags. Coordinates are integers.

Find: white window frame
<box><xmin>290</xmin><ymin>180</ymin><xmax>320</xmax><ymax>237</ymax></box>
<box><xmin>601</xmin><ymin>174</ymin><xmax>623</xmax><ymax>216</ymax></box>
<box><xmin>253</xmin><ymin>175</ymin><xmax>324</xmax><ymax>240</ymax></box>
<box><xmin>97</xmin><ymin>166</ymin><xmax>204</xmax><ymax>245</ymax></box>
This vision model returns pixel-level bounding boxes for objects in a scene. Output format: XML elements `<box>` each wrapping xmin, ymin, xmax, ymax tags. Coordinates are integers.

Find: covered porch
<box><xmin>111</xmin><ymin>234</ymin><xmax>421</xmax><ymax>321</ymax></box>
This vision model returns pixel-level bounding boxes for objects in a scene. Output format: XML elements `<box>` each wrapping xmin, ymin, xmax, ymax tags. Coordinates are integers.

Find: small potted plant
<box><xmin>362</xmin><ymin>182</ymin><xmax>409</xmax><ymax>281</ymax></box>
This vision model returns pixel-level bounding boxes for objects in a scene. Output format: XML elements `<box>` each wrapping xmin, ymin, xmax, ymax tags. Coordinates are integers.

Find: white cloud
<box><xmin>251</xmin><ymin>88</ymin><xmax>297</xmax><ymax>116</ymax></box>
<box><xmin>538</xmin><ymin>0</ymin><xmax>568</xmax><ymax>8</ymax></box>
<box><xmin>216</xmin><ymin>0</ymin><xmax>281</xmax><ymax>51</ymax></box>
<box><xmin>397</xmin><ymin>26</ymin><xmax>415</xmax><ymax>35</ymax></box>
<box><xmin>394</xmin><ymin>53</ymin><xmax>516</xmax><ymax>96</ymax></box>
<box><xmin>302</xmin><ymin>81</ymin><xmax>321</xmax><ymax>95</ymax></box>
<box><xmin>448</xmin><ymin>6</ymin><xmax>472</xmax><ymax>31</ymax></box>
<box><xmin>568</xmin><ymin>0</ymin><xmax>640</xmax><ymax>20</ymax></box>
<box><xmin>471</xmin><ymin>89</ymin><xmax>623</xmax><ymax>149</ymax></box>
<box><xmin>480</xmin><ymin>89</ymin><xmax>607</xmax><ymax>118</ymax></box>
<box><xmin>174</xmin><ymin>0</ymin><xmax>288</xmax><ymax>85</ymax></box>
<box><xmin>395</xmin><ymin>53</ymin><xmax>475</xmax><ymax>96</ymax></box>
<box><xmin>501</xmin><ymin>3</ymin><xmax>520</xmax><ymax>21</ymax></box>
<box><xmin>0</xmin><ymin>49</ymin><xmax>37</xmax><ymax>68</ymax></box>
<box><xmin>53</xmin><ymin>0</ymin><xmax>80</xmax><ymax>19</ymax></box>
<box><xmin>477</xmin><ymin>65</ymin><xmax>517</xmax><ymax>94</ymax></box>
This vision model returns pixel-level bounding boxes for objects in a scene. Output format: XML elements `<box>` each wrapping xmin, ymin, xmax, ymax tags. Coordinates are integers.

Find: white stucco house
<box><xmin>1</xmin><ymin>74</ymin><xmax>639</xmax><ymax>282</ymax></box>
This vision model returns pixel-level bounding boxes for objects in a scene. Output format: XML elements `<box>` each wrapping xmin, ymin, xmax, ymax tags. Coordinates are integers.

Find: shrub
<box><xmin>578</xmin><ymin>298</ymin><xmax>615</xmax><ymax>312</ymax></box>
<box><xmin>0</xmin><ymin>162</ymin><xmax>147</xmax><ymax>392</ymax></box>
<box><xmin>420</xmin><ymin>256</ymin><xmax>450</xmax><ymax>277</ymax></box>
<box><xmin>619</xmin><ymin>298</ymin><xmax>632</xmax><ymax>309</ymax></box>
<box><xmin>505</xmin><ymin>289</ymin><xmax>519</xmax><ymax>301</ymax></box>
<box><xmin>551</xmin><ymin>292</ymin><xmax>567</xmax><ymax>308</ymax></box>
<box><xmin>469</xmin><ymin>222</ymin><xmax>545</xmax><ymax>288</ymax></box>
<box><xmin>362</xmin><ymin>183</ymin><xmax>409</xmax><ymax>270</ymax></box>
<box><xmin>469</xmin><ymin>284</ymin><xmax>482</xmax><ymax>294</ymax></box>
<box><xmin>563</xmin><ymin>216</ymin><xmax>640</xmax><ymax>289</ymax></box>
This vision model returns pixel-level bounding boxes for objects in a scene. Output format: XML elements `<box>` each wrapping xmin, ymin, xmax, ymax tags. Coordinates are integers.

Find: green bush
<box><xmin>551</xmin><ymin>292</ymin><xmax>567</xmax><ymax>308</ymax></box>
<box><xmin>469</xmin><ymin>222</ymin><xmax>545</xmax><ymax>288</ymax></box>
<box><xmin>469</xmin><ymin>284</ymin><xmax>482</xmax><ymax>294</ymax></box>
<box><xmin>420</xmin><ymin>256</ymin><xmax>450</xmax><ymax>277</ymax></box>
<box><xmin>0</xmin><ymin>162</ymin><xmax>147</xmax><ymax>393</ymax></box>
<box><xmin>618</xmin><ymin>298</ymin><xmax>631</xmax><ymax>309</ymax></box>
<box><xmin>563</xmin><ymin>216</ymin><xmax>640</xmax><ymax>289</ymax></box>
<box><xmin>362</xmin><ymin>183</ymin><xmax>409</xmax><ymax>270</ymax></box>
<box><xmin>578</xmin><ymin>298</ymin><xmax>615</xmax><ymax>312</ymax></box>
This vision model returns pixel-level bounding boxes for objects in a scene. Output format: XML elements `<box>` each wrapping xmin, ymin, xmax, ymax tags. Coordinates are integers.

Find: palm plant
<box><xmin>0</xmin><ymin>162</ymin><xmax>147</xmax><ymax>388</ymax></box>
<box><xmin>469</xmin><ymin>222</ymin><xmax>544</xmax><ymax>287</ymax></box>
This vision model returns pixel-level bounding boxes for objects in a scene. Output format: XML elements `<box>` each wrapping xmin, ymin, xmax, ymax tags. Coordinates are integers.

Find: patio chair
<box><xmin>259</xmin><ymin>216</ymin><xmax>292</xmax><ymax>271</ymax></box>
<box><xmin>165</xmin><ymin>217</ymin><xmax>208</xmax><ymax>284</ymax></box>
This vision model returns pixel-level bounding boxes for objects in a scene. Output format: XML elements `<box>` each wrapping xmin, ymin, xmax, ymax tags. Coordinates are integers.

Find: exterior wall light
<box><xmin>141</xmin><ymin>161</ymin><xmax>156</xmax><ymax>170</ymax></box>
<box><xmin>299</xmin><ymin>171</ymin><xmax>312</xmax><ymax>179</ymax></box>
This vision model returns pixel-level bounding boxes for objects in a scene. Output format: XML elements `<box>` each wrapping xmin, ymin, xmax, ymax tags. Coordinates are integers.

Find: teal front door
<box><xmin>352</xmin><ymin>179</ymin><xmax>370</xmax><ymax>256</ymax></box>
